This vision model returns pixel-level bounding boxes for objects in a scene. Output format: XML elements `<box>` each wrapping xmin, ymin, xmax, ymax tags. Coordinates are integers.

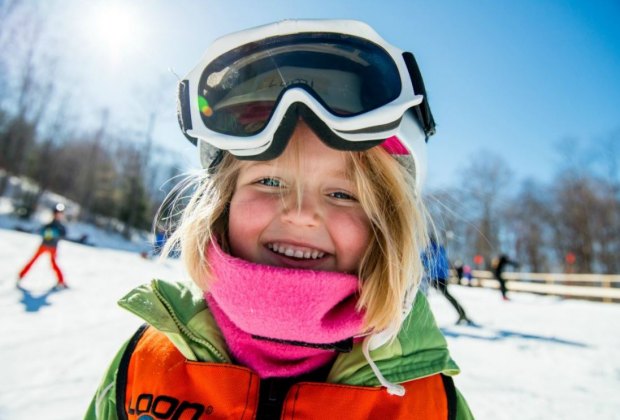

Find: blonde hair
<box><xmin>160</xmin><ymin>137</ymin><xmax>430</xmax><ymax>335</ymax></box>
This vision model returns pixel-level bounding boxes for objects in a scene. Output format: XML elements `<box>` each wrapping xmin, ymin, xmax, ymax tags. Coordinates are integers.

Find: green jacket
<box><xmin>86</xmin><ymin>279</ymin><xmax>474</xmax><ymax>419</ymax></box>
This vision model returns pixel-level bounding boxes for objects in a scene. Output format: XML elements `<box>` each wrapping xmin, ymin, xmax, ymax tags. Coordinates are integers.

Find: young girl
<box><xmin>87</xmin><ymin>20</ymin><xmax>474</xmax><ymax>419</ymax></box>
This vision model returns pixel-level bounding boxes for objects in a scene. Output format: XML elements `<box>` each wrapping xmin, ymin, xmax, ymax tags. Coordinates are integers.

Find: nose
<box><xmin>280</xmin><ymin>190</ymin><xmax>321</xmax><ymax>227</ymax></box>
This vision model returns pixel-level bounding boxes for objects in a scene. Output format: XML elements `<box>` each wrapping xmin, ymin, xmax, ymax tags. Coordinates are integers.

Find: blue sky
<box><xmin>40</xmin><ymin>0</ymin><xmax>620</xmax><ymax>188</ymax></box>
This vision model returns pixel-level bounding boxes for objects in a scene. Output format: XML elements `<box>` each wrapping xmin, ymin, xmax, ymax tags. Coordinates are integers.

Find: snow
<box><xmin>1</xmin><ymin>226</ymin><xmax>619</xmax><ymax>419</ymax></box>
<box><xmin>431</xmin><ymin>287</ymin><xmax>619</xmax><ymax>419</ymax></box>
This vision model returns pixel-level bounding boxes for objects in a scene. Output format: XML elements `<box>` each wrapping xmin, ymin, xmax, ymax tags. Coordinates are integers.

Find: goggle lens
<box><xmin>197</xmin><ymin>33</ymin><xmax>402</xmax><ymax>137</ymax></box>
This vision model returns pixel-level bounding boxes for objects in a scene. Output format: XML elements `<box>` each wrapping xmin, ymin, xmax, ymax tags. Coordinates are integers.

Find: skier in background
<box><xmin>492</xmin><ymin>253</ymin><xmax>519</xmax><ymax>300</ymax></box>
<box><xmin>17</xmin><ymin>203</ymin><xmax>68</xmax><ymax>289</ymax></box>
<box><xmin>423</xmin><ymin>239</ymin><xmax>473</xmax><ymax>325</ymax></box>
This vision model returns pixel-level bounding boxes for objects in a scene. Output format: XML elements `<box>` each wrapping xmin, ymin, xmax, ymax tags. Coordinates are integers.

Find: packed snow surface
<box><xmin>1</xmin><ymin>228</ymin><xmax>618</xmax><ymax>419</ymax></box>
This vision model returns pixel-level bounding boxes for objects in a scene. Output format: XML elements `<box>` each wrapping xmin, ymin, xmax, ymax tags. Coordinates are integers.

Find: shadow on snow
<box><xmin>17</xmin><ymin>285</ymin><xmax>60</xmax><ymax>312</ymax></box>
<box><xmin>441</xmin><ymin>324</ymin><xmax>588</xmax><ymax>348</ymax></box>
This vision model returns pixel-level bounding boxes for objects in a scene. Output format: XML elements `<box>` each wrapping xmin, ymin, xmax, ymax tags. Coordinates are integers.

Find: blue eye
<box><xmin>258</xmin><ymin>177</ymin><xmax>282</xmax><ymax>187</ymax></box>
<box><xmin>330</xmin><ymin>191</ymin><xmax>355</xmax><ymax>200</ymax></box>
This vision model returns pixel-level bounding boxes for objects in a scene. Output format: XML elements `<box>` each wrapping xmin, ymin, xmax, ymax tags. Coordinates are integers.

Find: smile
<box><xmin>266</xmin><ymin>243</ymin><xmax>325</xmax><ymax>260</ymax></box>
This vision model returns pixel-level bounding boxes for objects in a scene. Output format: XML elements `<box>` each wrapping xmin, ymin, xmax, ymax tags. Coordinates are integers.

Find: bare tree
<box><xmin>0</xmin><ymin>0</ymin><xmax>29</xmax><ymax>98</ymax></box>
<box><xmin>77</xmin><ymin>110</ymin><xmax>109</xmax><ymax>221</ymax></box>
<box><xmin>593</xmin><ymin>182</ymin><xmax>620</xmax><ymax>274</ymax></box>
<box><xmin>550</xmin><ymin>175</ymin><xmax>599</xmax><ymax>273</ymax></box>
<box><xmin>506</xmin><ymin>179</ymin><xmax>552</xmax><ymax>272</ymax></box>
<box><xmin>0</xmin><ymin>1</ymin><xmax>58</xmax><ymax>198</ymax></box>
<box><xmin>546</xmin><ymin>134</ymin><xmax>620</xmax><ymax>273</ymax></box>
<box><xmin>425</xmin><ymin>187</ymin><xmax>471</xmax><ymax>261</ymax></box>
<box><xmin>594</xmin><ymin>130</ymin><xmax>620</xmax><ymax>273</ymax></box>
<box><xmin>28</xmin><ymin>93</ymin><xmax>74</xmax><ymax>210</ymax></box>
<box><xmin>116</xmin><ymin>142</ymin><xmax>150</xmax><ymax>238</ymax></box>
<box><xmin>458</xmin><ymin>150</ymin><xmax>514</xmax><ymax>267</ymax></box>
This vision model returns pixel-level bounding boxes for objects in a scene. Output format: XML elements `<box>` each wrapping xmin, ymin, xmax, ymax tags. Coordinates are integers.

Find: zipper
<box><xmin>151</xmin><ymin>280</ymin><xmax>227</xmax><ymax>363</ymax></box>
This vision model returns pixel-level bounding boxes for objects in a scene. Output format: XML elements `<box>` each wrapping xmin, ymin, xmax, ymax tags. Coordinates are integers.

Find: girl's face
<box><xmin>227</xmin><ymin>122</ymin><xmax>371</xmax><ymax>273</ymax></box>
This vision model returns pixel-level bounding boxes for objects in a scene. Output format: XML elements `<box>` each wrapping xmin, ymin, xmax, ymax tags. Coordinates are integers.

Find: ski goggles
<box><xmin>178</xmin><ymin>19</ymin><xmax>435</xmax><ymax>163</ymax></box>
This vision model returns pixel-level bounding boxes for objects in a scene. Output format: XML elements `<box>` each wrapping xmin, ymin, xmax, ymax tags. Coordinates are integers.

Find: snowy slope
<box><xmin>1</xmin><ymin>228</ymin><xmax>619</xmax><ymax>419</ymax></box>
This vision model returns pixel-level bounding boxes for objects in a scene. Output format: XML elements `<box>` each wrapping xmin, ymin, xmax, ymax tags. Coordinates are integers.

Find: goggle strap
<box><xmin>177</xmin><ymin>80</ymin><xmax>198</xmax><ymax>145</ymax></box>
<box><xmin>208</xmin><ymin>149</ymin><xmax>225</xmax><ymax>173</ymax></box>
<box><xmin>413</xmin><ymin>106</ymin><xmax>427</xmax><ymax>142</ymax></box>
<box><xmin>402</xmin><ymin>52</ymin><xmax>436</xmax><ymax>138</ymax></box>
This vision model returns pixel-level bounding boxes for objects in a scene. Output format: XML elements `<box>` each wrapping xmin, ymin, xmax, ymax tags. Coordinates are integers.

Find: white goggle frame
<box><xmin>182</xmin><ymin>20</ymin><xmax>424</xmax><ymax>151</ymax></box>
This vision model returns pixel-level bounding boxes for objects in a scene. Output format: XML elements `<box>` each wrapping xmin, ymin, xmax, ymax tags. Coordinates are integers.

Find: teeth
<box><xmin>267</xmin><ymin>243</ymin><xmax>325</xmax><ymax>260</ymax></box>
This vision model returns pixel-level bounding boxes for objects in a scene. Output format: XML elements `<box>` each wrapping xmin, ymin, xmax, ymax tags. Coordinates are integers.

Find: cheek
<box><xmin>228</xmin><ymin>192</ymin><xmax>277</xmax><ymax>251</ymax></box>
<box><xmin>327</xmin><ymin>209</ymin><xmax>371</xmax><ymax>257</ymax></box>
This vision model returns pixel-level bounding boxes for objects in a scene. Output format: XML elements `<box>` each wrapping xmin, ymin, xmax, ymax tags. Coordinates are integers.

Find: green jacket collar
<box><xmin>118</xmin><ymin>279</ymin><xmax>460</xmax><ymax>386</ymax></box>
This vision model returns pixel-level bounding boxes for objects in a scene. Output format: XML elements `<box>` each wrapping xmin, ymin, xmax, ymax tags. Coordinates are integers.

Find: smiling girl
<box><xmin>87</xmin><ymin>20</ymin><xmax>473</xmax><ymax>419</ymax></box>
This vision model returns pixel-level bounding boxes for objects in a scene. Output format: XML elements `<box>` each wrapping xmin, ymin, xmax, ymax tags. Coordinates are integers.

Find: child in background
<box><xmin>17</xmin><ymin>203</ymin><xmax>67</xmax><ymax>289</ymax></box>
<box><xmin>87</xmin><ymin>20</ymin><xmax>473</xmax><ymax>419</ymax></box>
<box><xmin>463</xmin><ymin>263</ymin><xmax>474</xmax><ymax>286</ymax></box>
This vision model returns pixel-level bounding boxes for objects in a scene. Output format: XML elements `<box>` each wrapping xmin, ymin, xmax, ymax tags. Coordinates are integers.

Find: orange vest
<box><xmin>116</xmin><ymin>325</ymin><xmax>457</xmax><ymax>420</ymax></box>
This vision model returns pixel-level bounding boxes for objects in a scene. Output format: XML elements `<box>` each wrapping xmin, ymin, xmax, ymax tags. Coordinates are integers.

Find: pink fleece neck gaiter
<box><xmin>205</xmin><ymin>240</ymin><xmax>365</xmax><ymax>378</ymax></box>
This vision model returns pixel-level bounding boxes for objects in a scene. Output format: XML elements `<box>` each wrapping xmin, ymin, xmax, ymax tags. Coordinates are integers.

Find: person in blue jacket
<box><xmin>423</xmin><ymin>239</ymin><xmax>472</xmax><ymax>325</ymax></box>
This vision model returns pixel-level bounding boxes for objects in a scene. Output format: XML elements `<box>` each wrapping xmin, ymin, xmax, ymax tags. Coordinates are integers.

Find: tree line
<box><xmin>0</xmin><ymin>0</ymin><xmax>184</xmax><ymax>237</ymax></box>
<box><xmin>427</xmin><ymin>139</ymin><xmax>620</xmax><ymax>275</ymax></box>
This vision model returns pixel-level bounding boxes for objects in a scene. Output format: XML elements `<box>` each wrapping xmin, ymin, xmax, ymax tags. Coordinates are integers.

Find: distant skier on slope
<box><xmin>422</xmin><ymin>238</ymin><xmax>473</xmax><ymax>325</ymax></box>
<box><xmin>17</xmin><ymin>203</ymin><xmax>68</xmax><ymax>289</ymax></box>
<box><xmin>492</xmin><ymin>253</ymin><xmax>519</xmax><ymax>300</ymax></box>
